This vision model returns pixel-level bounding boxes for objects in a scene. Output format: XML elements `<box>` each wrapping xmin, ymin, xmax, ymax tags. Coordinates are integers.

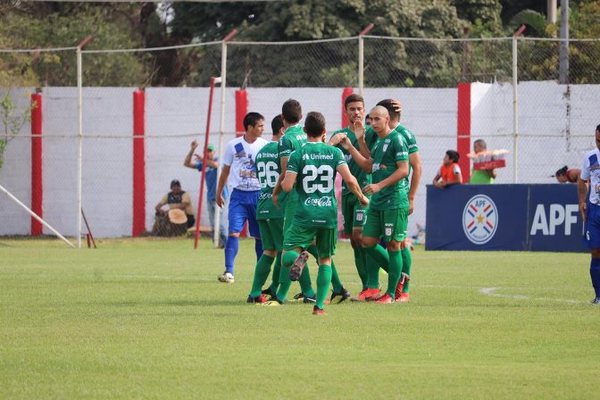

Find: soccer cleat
<box><xmin>375</xmin><ymin>293</ymin><xmax>394</xmax><ymax>304</ymax></box>
<box><xmin>289</xmin><ymin>250</ymin><xmax>309</xmax><ymax>281</ymax></box>
<box><xmin>217</xmin><ymin>272</ymin><xmax>235</xmax><ymax>283</ymax></box>
<box><xmin>302</xmin><ymin>295</ymin><xmax>316</xmax><ymax>304</ymax></box>
<box><xmin>396</xmin><ymin>292</ymin><xmax>410</xmax><ymax>303</ymax></box>
<box><xmin>292</xmin><ymin>292</ymin><xmax>305</xmax><ymax>302</ymax></box>
<box><xmin>394</xmin><ymin>273</ymin><xmax>410</xmax><ymax>300</ymax></box>
<box><xmin>592</xmin><ymin>297</ymin><xmax>600</xmax><ymax>305</ymax></box>
<box><xmin>330</xmin><ymin>287</ymin><xmax>351</xmax><ymax>304</ymax></box>
<box><xmin>352</xmin><ymin>288</ymin><xmax>381</xmax><ymax>302</ymax></box>
<box><xmin>312</xmin><ymin>305</ymin><xmax>326</xmax><ymax>315</ymax></box>
<box><xmin>246</xmin><ymin>294</ymin><xmax>268</xmax><ymax>304</ymax></box>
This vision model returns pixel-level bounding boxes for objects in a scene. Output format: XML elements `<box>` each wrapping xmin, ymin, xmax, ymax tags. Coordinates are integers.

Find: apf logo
<box><xmin>462</xmin><ymin>194</ymin><xmax>498</xmax><ymax>245</ymax></box>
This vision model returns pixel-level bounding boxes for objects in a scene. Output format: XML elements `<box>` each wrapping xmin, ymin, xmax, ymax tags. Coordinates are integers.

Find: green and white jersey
<box><xmin>279</xmin><ymin>124</ymin><xmax>307</xmax><ymax>208</ymax></box>
<box><xmin>369</xmin><ymin>130</ymin><xmax>409</xmax><ymax>210</ymax></box>
<box><xmin>332</xmin><ymin>127</ymin><xmax>371</xmax><ymax>195</ymax></box>
<box><xmin>256</xmin><ymin>141</ymin><xmax>284</xmax><ymax>220</ymax></box>
<box><xmin>393</xmin><ymin>124</ymin><xmax>418</xmax><ymax>194</ymax></box>
<box><xmin>287</xmin><ymin>142</ymin><xmax>346</xmax><ymax>228</ymax></box>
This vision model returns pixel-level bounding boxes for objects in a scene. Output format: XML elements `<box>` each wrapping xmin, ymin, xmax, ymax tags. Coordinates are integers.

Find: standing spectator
<box><xmin>554</xmin><ymin>166</ymin><xmax>581</xmax><ymax>183</ymax></box>
<box><xmin>184</xmin><ymin>140</ymin><xmax>226</xmax><ymax>248</ymax></box>
<box><xmin>215</xmin><ymin>112</ymin><xmax>269</xmax><ymax>284</ymax></box>
<box><xmin>433</xmin><ymin>150</ymin><xmax>463</xmax><ymax>188</ymax></box>
<box><xmin>469</xmin><ymin>139</ymin><xmax>496</xmax><ymax>184</ymax></box>
<box><xmin>577</xmin><ymin>123</ymin><xmax>600</xmax><ymax>305</ymax></box>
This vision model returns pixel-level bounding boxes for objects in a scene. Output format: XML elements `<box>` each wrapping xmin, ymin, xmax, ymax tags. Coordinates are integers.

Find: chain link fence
<box><xmin>1</xmin><ymin>36</ymin><xmax>600</xmax><ymax>243</ymax></box>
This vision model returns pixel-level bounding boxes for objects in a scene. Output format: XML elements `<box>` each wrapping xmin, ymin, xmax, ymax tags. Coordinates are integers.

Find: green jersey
<box><xmin>287</xmin><ymin>142</ymin><xmax>346</xmax><ymax>228</ymax></box>
<box><xmin>279</xmin><ymin>124</ymin><xmax>307</xmax><ymax>209</ymax></box>
<box><xmin>332</xmin><ymin>127</ymin><xmax>371</xmax><ymax>195</ymax></box>
<box><xmin>256</xmin><ymin>141</ymin><xmax>283</xmax><ymax>220</ymax></box>
<box><xmin>393</xmin><ymin>124</ymin><xmax>419</xmax><ymax>194</ymax></box>
<box><xmin>369</xmin><ymin>130</ymin><xmax>409</xmax><ymax>210</ymax></box>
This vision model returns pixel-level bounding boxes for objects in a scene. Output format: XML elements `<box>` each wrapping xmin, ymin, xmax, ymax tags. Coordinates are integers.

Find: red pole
<box><xmin>341</xmin><ymin>87</ymin><xmax>353</xmax><ymax>128</ymax></box>
<box><xmin>194</xmin><ymin>77</ymin><xmax>218</xmax><ymax>249</ymax></box>
<box><xmin>457</xmin><ymin>82</ymin><xmax>471</xmax><ymax>183</ymax></box>
<box><xmin>235</xmin><ymin>89</ymin><xmax>248</xmax><ymax>137</ymax></box>
<box><xmin>132</xmin><ymin>89</ymin><xmax>146</xmax><ymax>237</ymax></box>
<box><xmin>31</xmin><ymin>91</ymin><xmax>43</xmax><ymax>236</ymax></box>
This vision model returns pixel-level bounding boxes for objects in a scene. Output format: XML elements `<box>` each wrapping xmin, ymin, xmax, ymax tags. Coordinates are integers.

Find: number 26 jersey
<box><xmin>255</xmin><ymin>141</ymin><xmax>284</xmax><ymax>220</ymax></box>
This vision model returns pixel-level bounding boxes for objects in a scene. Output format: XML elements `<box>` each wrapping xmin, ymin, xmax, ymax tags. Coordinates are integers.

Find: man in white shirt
<box><xmin>215</xmin><ymin>112</ymin><xmax>269</xmax><ymax>283</ymax></box>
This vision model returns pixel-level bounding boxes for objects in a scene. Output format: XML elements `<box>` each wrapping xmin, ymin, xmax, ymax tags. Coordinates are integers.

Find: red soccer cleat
<box><xmin>312</xmin><ymin>305</ymin><xmax>326</xmax><ymax>315</ymax></box>
<box><xmin>375</xmin><ymin>293</ymin><xmax>394</xmax><ymax>304</ymax></box>
<box><xmin>394</xmin><ymin>273</ymin><xmax>410</xmax><ymax>300</ymax></box>
<box><xmin>396</xmin><ymin>292</ymin><xmax>410</xmax><ymax>303</ymax></box>
<box><xmin>353</xmin><ymin>288</ymin><xmax>381</xmax><ymax>302</ymax></box>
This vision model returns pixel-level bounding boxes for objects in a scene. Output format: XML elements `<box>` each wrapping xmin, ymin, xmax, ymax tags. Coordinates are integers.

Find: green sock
<box><xmin>316</xmin><ymin>264</ymin><xmax>332</xmax><ymax>309</ymax></box>
<box><xmin>276</xmin><ymin>251</ymin><xmax>298</xmax><ymax>302</ymax></box>
<box><xmin>268</xmin><ymin>252</ymin><xmax>282</xmax><ymax>294</ymax></box>
<box><xmin>401</xmin><ymin>247</ymin><xmax>412</xmax><ymax>293</ymax></box>
<box><xmin>330</xmin><ymin>259</ymin><xmax>343</xmax><ymax>293</ymax></box>
<box><xmin>353</xmin><ymin>245</ymin><xmax>368</xmax><ymax>290</ymax></box>
<box><xmin>365</xmin><ymin>244</ymin><xmax>389</xmax><ymax>289</ymax></box>
<box><xmin>250</xmin><ymin>254</ymin><xmax>275</xmax><ymax>297</ymax></box>
<box><xmin>387</xmin><ymin>250</ymin><xmax>402</xmax><ymax>298</ymax></box>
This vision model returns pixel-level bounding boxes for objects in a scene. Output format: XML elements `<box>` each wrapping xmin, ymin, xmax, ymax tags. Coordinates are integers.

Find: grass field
<box><xmin>1</xmin><ymin>237</ymin><xmax>598</xmax><ymax>399</ymax></box>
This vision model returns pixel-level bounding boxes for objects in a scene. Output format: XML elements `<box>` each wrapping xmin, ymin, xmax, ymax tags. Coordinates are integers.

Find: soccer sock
<box><xmin>401</xmin><ymin>247</ymin><xmax>412</xmax><ymax>293</ymax></box>
<box><xmin>590</xmin><ymin>257</ymin><xmax>600</xmax><ymax>298</ymax></box>
<box><xmin>330</xmin><ymin>259</ymin><xmax>343</xmax><ymax>293</ymax></box>
<box><xmin>299</xmin><ymin>265</ymin><xmax>315</xmax><ymax>298</ymax></box>
<box><xmin>353</xmin><ymin>245</ymin><xmax>368</xmax><ymax>290</ymax></box>
<box><xmin>365</xmin><ymin>244</ymin><xmax>389</xmax><ymax>289</ymax></box>
<box><xmin>249</xmin><ymin>254</ymin><xmax>275</xmax><ymax>298</ymax></box>
<box><xmin>255</xmin><ymin>239</ymin><xmax>263</xmax><ymax>262</ymax></box>
<box><xmin>268</xmin><ymin>252</ymin><xmax>282</xmax><ymax>293</ymax></box>
<box><xmin>316</xmin><ymin>264</ymin><xmax>332</xmax><ymax>309</ymax></box>
<box><xmin>275</xmin><ymin>251</ymin><xmax>298</xmax><ymax>302</ymax></box>
<box><xmin>387</xmin><ymin>250</ymin><xmax>402</xmax><ymax>298</ymax></box>
<box><xmin>224</xmin><ymin>236</ymin><xmax>239</xmax><ymax>274</ymax></box>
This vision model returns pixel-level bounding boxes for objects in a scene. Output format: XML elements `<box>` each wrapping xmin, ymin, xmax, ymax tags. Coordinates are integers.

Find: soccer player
<box><xmin>247</xmin><ymin>115</ymin><xmax>285</xmax><ymax>303</ymax></box>
<box><xmin>329</xmin><ymin>94</ymin><xmax>371</xmax><ymax>291</ymax></box>
<box><xmin>577</xmin><ymin>123</ymin><xmax>600</xmax><ymax>305</ymax></box>
<box><xmin>215</xmin><ymin>112</ymin><xmax>269</xmax><ymax>284</ymax></box>
<box><xmin>338</xmin><ymin>106</ymin><xmax>409</xmax><ymax>303</ymax></box>
<box><xmin>280</xmin><ymin>111</ymin><xmax>368</xmax><ymax>315</ymax></box>
<box><xmin>376</xmin><ymin>99</ymin><xmax>422</xmax><ymax>302</ymax></box>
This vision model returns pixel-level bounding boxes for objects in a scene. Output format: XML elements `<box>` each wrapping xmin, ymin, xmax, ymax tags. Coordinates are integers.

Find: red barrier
<box><xmin>457</xmin><ymin>82</ymin><xmax>471</xmax><ymax>183</ymax></box>
<box><xmin>31</xmin><ymin>91</ymin><xmax>43</xmax><ymax>236</ymax></box>
<box><xmin>132</xmin><ymin>89</ymin><xmax>146</xmax><ymax>237</ymax></box>
<box><xmin>235</xmin><ymin>89</ymin><xmax>247</xmax><ymax>137</ymax></box>
<box><xmin>341</xmin><ymin>87</ymin><xmax>353</xmax><ymax>128</ymax></box>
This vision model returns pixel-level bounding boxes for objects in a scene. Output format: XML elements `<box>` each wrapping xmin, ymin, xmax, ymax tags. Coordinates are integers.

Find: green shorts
<box><xmin>362</xmin><ymin>207</ymin><xmax>408</xmax><ymax>242</ymax></box>
<box><xmin>341</xmin><ymin>192</ymin><xmax>367</xmax><ymax>235</ymax></box>
<box><xmin>283</xmin><ymin>224</ymin><xmax>337</xmax><ymax>258</ymax></box>
<box><xmin>258</xmin><ymin>218</ymin><xmax>284</xmax><ymax>251</ymax></box>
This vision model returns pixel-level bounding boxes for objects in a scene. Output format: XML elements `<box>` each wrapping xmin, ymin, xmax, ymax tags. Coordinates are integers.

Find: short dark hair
<box><xmin>304</xmin><ymin>111</ymin><xmax>326</xmax><ymax>138</ymax></box>
<box><xmin>474</xmin><ymin>138</ymin><xmax>487</xmax><ymax>149</ymax></box>
<box><xmin>376</xmin><ymin>99</ymin><xmax>400</xmax><ymax>121</ymax></box>
<box><xmin>170</xmin><ymin>179</ymin><xmax>181</xmax><ymax>188</ymax></box>
<box><xmin>446</xmin><ymin>150</ymin><xmax>460</xmax><ymax>163</ymax></box>
<box><xmin>344</xmin><ymin>93</ymin><xmax>364</xmax><ymax>109</ymax></box>
<box><xmin>555</xmin><ymin>166</ymin><xmax>568</xmax><ymax>177</ymax></box>
<box><xmin>243</xmin><ymin>112</ymin><xmax>264</xmax><ymax>130</ymax></box>
<box><xmin>282</xmin><ymin>99</ymin><xmax>302</xmax><ymax>124</ymax></box>
<box><xmin>271</xmin><ymin>115</ymin><xmax>283</xmax><ymax>135</ymax></box>
<box><xmin>596</xmin><ymin>124</ymin><xmax>600</xmax><ymax>132</ymax></box>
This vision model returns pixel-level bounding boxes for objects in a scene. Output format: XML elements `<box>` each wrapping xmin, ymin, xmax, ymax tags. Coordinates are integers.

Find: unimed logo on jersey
<box><xmin>462</xmin><ymin>194</ymin><xmax>498</xmax><ymax>245</ymax></box>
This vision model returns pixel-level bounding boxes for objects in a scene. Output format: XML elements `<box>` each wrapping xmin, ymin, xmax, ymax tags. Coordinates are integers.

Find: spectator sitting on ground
<box><xmin>554</xmin><ymin>166</ymin><xmax>581</xmax><ymax>183</ymax></box>
<box><xmin>155</xmin><ymin>179</ymin><xmax>195</xmax><ymax>233</ymax></box>
<box><xmin>433</xmin><ymin>150</ymin><xmax>463</xmax><ymax>188</ymax></box>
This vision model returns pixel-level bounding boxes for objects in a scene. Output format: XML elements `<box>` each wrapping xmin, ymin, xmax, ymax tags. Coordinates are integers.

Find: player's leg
<box><xmin>244</xmin><ymin>192</ymin><xmax>263</xmax><ymax>262</ymax></box>
<box><xmin>587</xmin><ymin>204</ymin><xmax>600</xmax><ymax>303</ymax></box>
<box><xmin>312</xmin><ymin>228</ymin><xmax>337</xmax><ymax>314</ymax></box>
<box><xmin>264</xmin><ymin>218</ymin><xmax>284</xmax><ymax>297</ymax></box>
<box><xmin>377</xmin><ymin>208</ymin><xmax>408</xmax><ymax>303</ymax></box>
<box><xmin>272</xmin><ymin>225</ymin><xmax>313</xmax><ymax>304</ymax></box>
<box><xmin>343</xmin><ymin>193</ymin><xmax>368</xmax><ymax>290</ymax></box>
<box><xmin>220</xmin><ymin>190</ymin><xmax>244</xmax><ymax>282</ymax></box>
<box><xmin>357</xmin><ymin>209</ymin><xmax>386</xmax><ymax>300</ymax></box>
<box><xmin>397</xmin><ymin>238</ymin><xmax>412</xmax><ymax>302</ymax></box>
<box><xmin>286</xmin><ymin>209</ymin><xmax>315</xmax><ymax>300</ymax></box>
<box><xmin>248</xmin><ymin>219</ymin><xmax>277</xmax><ymax>302</ymax></box>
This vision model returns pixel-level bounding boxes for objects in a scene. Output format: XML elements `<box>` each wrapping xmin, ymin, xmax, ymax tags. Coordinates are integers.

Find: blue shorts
<box><xmin>586</xmin><ymin>202</ymin><xmax>600</xmax><ymax>249</ymax></box>
<box><xmin>228</xmin><ymin>189</ymin><xmax>261</xmax><ymax>238</ymax></box>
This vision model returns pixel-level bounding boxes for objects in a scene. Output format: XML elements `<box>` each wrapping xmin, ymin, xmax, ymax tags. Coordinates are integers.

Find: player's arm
<box><xmin>407</xmin><ymin>151</ymin><xmax>422</xmax><ymax>214</ymax></box>
<box><xmin>184</xmin><ymin>140</ymin><xmax>199</xmax><ymax>169</ymax></box>
<box><xmin>281</xmin><ymin>170</ymin><xmax>297</xmax><ymax>193</ymax></box>
<box><xmin>338</xmin><ymin>135</ymin><xmax>373</xmax><ymax>172</ymax></box>
<box><xmin>338</xmin><ymin>164</ymin><xmax>369</xmax><ymax>206</ymax></box>
<box><xmin>272</xmin><ymin>155</ymin><xmax>289</xmax><ymax>206</ymax></box>
<box><xmin>577</xmin><ymin>176</ymin><xmax>589</xmax><ymax>221</ymax></box>
<box><xmin>155</xmin><ymin>195</ymin><xmax>167</xmax><ymax>214</ymax></box>
<box><xmin>216</xmin><ymin>165</ymin><xmax>230</xmax><ymax>208</ymax></box>
<box><xmin>363</xmin><ymin>160</ymin><xmax>409</xmax><ymax>195</ymax></box>
<box><xmin>432</xmin><ymin>171</ymin><xmax>442</xmax><ymax>186</ymax></box>
<box><xmin>180</xmin><ymin>192</ymin><xmax>192</xmax><ymax>211</ymax></box>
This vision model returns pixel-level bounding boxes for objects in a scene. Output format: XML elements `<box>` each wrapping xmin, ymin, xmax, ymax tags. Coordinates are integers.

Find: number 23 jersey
<box><xmin>287</xmin><ymin>142</ymin><xmax>346</xmax><ymax>228</ymax></box>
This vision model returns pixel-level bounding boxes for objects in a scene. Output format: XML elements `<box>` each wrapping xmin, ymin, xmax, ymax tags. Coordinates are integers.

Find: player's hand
<box><xmin>338</xmin><ymin>135</ymin><xmax>353</xmax><ymax>151</ymax></box>
<box><xmin>272</xmin><ymin>192</ymin><xmax>279</xmax><ymax>207</ymax></box>
<box><xmin>362</xmin><ymin>183</ymin><xmax>381</xmax><ymax>195</ymax></box>
<box><xmin>191</xmin><ymin>140</ymin><xmax>199</xmax><ymax>151</ymax></box>
<box><xmin>359</xmin><ymin>195</ymin><xmax>369</xmax><ymax>207</ymax></box>
<box><xmin>391</xmin><ymin>99</ymin><xmax>402</xmax><ymax>114</ymax></box>
<box><xmin>580</xmin><ymin>201</ymin><xmax>587</xmax><ymax>222</ymax></box>
<box><xmin>408</xmin><ymin>198</ymin><xmax>414</xmax><ymax>215</ymax></box>
<box><xmin>216</xmin><ymin>195</ymin><xmax>225</xmax><ymax>208</ymax></box>
<box><xmin>353</xmin><ymin>119</ymin><xmax>365</xmax><ymax>139</ymax></box>
<box><xmin>328</xmin><ymin>133</ymin><xmax>345</xmax><ymax>146</ymax></box>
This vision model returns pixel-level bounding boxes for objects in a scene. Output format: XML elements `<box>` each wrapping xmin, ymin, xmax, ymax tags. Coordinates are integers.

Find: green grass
<box><xmin>1</xmin><ymin>237</ymin><xmax>598</xmax><ymax>399</ymax></box>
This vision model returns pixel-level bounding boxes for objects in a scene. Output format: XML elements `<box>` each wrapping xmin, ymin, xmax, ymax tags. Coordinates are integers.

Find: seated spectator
<box><xmin>554</xmin><ymin>166</ymin><xmax>581</xmax><ymax>183</ymax></box>
<box><xmin>469</xmin><ymin>139</ymin><xmax>496</xmax><ymax>184</ymax></box>
<box><xmin>154</xmin><ymin>179</ymin><xmax>195</xmax><ymax>236</ymax></box>
<box><xmin>433</xmin><ymin>150</ymin><xmax>463</xmax><ymax>188</ymax></box>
